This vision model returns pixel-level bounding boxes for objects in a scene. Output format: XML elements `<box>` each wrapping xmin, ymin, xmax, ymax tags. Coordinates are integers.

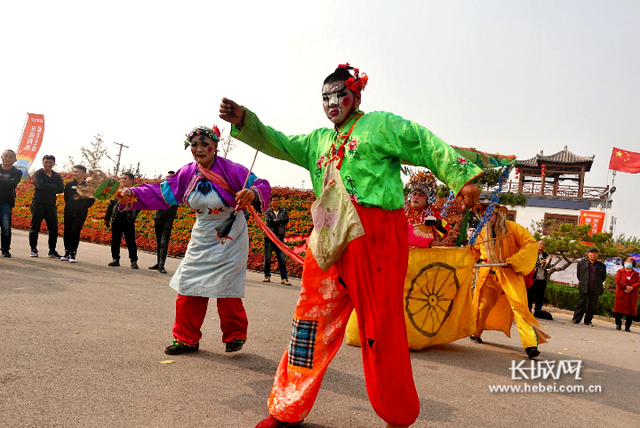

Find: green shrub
<box><xmin>544</xmin><ymin>281</ymin><xmax>639</xmax><ymax>318</ymax></box>
<box><xmin>604</xmin><ymin>273</ymin><xmax>616</xmax><ymax>292</ymax></box>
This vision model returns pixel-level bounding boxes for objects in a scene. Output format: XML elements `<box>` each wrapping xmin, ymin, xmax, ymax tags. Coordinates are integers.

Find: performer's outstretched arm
<box><xmin>220</xmin><ymin>97</ymin><xmax>325</xmax><ymax>172</ymax></box>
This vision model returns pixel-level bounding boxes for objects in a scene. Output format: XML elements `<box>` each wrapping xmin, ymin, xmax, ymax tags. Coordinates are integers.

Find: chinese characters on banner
<box><xmin>578</xmin><ymin>210</ymin><xmax>606</xmax><ymax>236</ymax></box>
<box><xmin>14</xmin><ymin>113</ymin><xmax>45</xmax><ymax>177</ymax></box>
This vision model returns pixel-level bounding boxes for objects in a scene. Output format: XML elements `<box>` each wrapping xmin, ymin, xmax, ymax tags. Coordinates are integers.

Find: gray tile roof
<box><xmin>516</xmin><ymin>146</ymin><xmax>594</xmax><ymax>170</ymax></box>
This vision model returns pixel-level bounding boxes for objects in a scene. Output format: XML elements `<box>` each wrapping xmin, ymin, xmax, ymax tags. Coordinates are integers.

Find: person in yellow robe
<box><xmin>471</xmin><ymin>203</ymin><xmax>549</xmax><ymax>359</ymax></box>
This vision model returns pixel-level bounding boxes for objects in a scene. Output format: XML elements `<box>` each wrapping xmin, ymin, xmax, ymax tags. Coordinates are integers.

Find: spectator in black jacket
<box><xmin>527</xmin><ymin>240</ymin><xmax>553</xmax><ymax>320</ymax></box>
<box><xmin>29</xmin><ymin>155</ymin><xmax>64</xmax><ymax>258</ymax></box>
<box><xmin>572</xmin><ymin>247</ymin><xmax>607</xmax><ymax>326</ymax></box>
<box><xmin>105</xmin><ymin>172</ymin><xmax>139</xmax><ymax>269</ymax></box>
<box><xmin>149</xmin><ymin>171</ymin><xmax>178</xmax><ymax>274</ymax></box>
<box><xmin>263</xmin><ymin>195</ymin><xmax>290</xmax><ymax>286</ymax></box>
<box><xmin>0</xmin><ymin>149</ymin><xmax>22</xmax><ymax>257</ymax></box>
<box><xmin>61</xmin><ymin>165</ymin><xmax>95</xmax><ymax>263</ymax></box>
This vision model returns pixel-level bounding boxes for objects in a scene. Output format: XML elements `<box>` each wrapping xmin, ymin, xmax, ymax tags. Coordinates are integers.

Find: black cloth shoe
<box><xmin>225</xmin><ymin>341</ymin><xmax>244</xmax><ymax>353</ymax></box>
<box><xmin>584</xmin><ymin>321</ymin><xmax>593</xmax><ymax>326</ymax></box>
<box><xmin>149</xmin><ymin>264</ymin><xmax>159</xmax><ymax>270</ymax></box>
<box><xmin>108</xmin><ymin>259</ymin><xmax>120</xmax><ymax>267</ymax></box>
<box><xmin>525</xmin><ymin>347</ymin><xmax>540</xmax><ymax>359</ymax></box>
<box><xmin>625</xmin><ymin>328</ymin><xmax>631</xmax><ymax>332</ymax></box>
<box><xmin>616</xmin><ymin>325</ymin><xmax>622</xmax><ymax>330</ymax></box>
<box><xmin>534</xmin><ymin>311</ymin><xmax>553</xmax><ymax>320</ymax></box>
<box><xmin>131</xmin><ymin>262</ymin><xmax>139</xmax><ymax>269</ymax></box>
<box><xmin>1</xmin><ymin>250</ymin><xmax>10</xmax><ymax>258</ymax></box>
<box><xmin>470</xmin><ymin>335</ymin><xmax>483</xmax><ymax>344</ymax></box>
<box><xmin>164</xmin><ymin>341</ymin><xmax>199</xmax><ymax>355</ymax></box>
<box><xmin>159</xmin><ymin>266</ymin><xmax>167</xmax><ymax>274</ymax></box>
<box><xmin>571</xmin><ymin>320</ymin><xmax>580</xmax><ymax>324</ymax></box>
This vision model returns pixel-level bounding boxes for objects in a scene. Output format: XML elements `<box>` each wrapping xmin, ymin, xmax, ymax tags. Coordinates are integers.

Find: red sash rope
<box><xmin>198</xmin><ymin>164</ymin><xmax>305</xmax><ymax>265</ymax></box>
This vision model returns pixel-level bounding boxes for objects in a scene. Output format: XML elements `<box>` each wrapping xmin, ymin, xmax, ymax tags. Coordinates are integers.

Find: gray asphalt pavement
<box><xmin>1</xmin><ymin>229</ymin><xmax>639</xmax><ymax>428</ymax></box>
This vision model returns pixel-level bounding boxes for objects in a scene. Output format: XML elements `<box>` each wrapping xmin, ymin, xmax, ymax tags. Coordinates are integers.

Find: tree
<box><xmin>62</xmin><ymin>155</ymin><xmax>77</xmax><ymax>172</ymax></box>
<box><xmin>121</xmin><ymin>162</ymin><xmax>143</xmax><ymax>178</ymax></box>
<box><xmin>531</xmin><ymin>221</ymin><xmax>640</xmax><ymax>280</ymax></box>
<box><xmin>80</xmin><ymin>134</ymin><xmax>108</xmax><ymax>170</ymax></box>
<box><xmin>219</xmin><ymin>133</ymin><xmax>238</xmax><ymax>158</ymax></box>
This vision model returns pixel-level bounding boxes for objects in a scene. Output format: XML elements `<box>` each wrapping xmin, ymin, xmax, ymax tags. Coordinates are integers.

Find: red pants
<box><xmin>268</xmin><ymin>205</ymin><xmax>420</xmax><ymax>426</ymax></box>
<box><xmin>172</xmin><ymin>294</ymin><xmax>248</xmax><ymax>344</ymax></box>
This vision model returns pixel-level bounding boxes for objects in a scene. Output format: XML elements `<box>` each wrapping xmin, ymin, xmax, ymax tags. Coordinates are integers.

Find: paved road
<box><xmin>1</xmin><ymin>230</ymin><xmax>639</xmax><ymax>428</ymax></box>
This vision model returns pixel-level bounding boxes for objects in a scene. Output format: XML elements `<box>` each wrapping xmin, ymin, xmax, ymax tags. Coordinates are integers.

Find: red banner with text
<box><xmin>15</xmin><ymin>113</ymin><xmax>45</xmax><ymax>175</ymax></box>
<box><xmin>578</xmin><ymin>210</ymin><xmax>606</xmax><ymax>236</ymax></box>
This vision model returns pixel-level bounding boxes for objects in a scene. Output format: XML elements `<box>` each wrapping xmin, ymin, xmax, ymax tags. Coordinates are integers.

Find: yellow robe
<box><xmin>473</xmin><ymin>221</ymin><xmax>550</xmax><ymax>349</ymax></box>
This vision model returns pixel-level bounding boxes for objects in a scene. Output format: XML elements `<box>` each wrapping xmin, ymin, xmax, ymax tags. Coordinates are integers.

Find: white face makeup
<box><xmin>409</xmin><ymin>190</ymin><xmax>427</xmax><ymax>212</ymax></box>
<box><xmin>190</xmin><ymin>134</ymin><xmax>217</xmax><ymax>167</ymax></box>
<box><xmin>322</xmin><ymin>82</ymin><xmax>357</xmax><ymax>126</ymax></box>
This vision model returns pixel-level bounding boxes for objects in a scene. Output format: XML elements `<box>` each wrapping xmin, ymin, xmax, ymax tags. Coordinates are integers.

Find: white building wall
<box><xmin>504</xmin><ymin>204</ymin><xmax>612</xmax><ymax>234</ymax></box>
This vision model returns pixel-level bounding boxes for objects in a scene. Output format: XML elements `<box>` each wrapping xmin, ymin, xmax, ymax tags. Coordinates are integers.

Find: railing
<box><xmin>484</xmin><ymin>181</ymin><xmax>608</xmax><ymax>199</ymax></box>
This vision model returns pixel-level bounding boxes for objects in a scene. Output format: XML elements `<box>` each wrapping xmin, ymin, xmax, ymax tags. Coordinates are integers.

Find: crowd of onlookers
<box><xmin>2</xmin><ymin>150</ymin><xmax>638</xmax><ymax>332</ymax></box>
<box><xmin>0</xmin><ymin>151</ymin><xmax>176</xmax><ymax>272</ymax></box>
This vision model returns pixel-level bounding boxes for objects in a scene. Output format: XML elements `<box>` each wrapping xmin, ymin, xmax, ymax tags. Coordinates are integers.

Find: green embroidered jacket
<box><xmin>232</xmin><ymin>108</ymin><xmax>483</xmax><ymax>211</ymax></box>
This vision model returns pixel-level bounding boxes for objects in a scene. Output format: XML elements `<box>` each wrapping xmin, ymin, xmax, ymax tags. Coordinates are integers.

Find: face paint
<box><xmin>322</xmin><ymin>82</ymin><xmax>357</xmax><ymax>126</ymax></box>
<box><xmin>190</xmin><ymin>136</ymin><xmax>217</xmax><ymax>167</ymax></box>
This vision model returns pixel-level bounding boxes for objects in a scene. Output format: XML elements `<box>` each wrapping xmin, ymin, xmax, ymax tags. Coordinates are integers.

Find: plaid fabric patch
<box><xmin>288</xmin><ymin>318</ymin><xmax>318</xmax><ymax>369</ymax></box>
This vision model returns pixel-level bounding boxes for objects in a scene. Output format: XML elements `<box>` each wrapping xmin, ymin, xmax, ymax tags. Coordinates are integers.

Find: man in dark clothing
<box><xmin>263</xmin><ymin>195</ymin><xmax>290</xmax><ymax>286</ymax></box>
<box><xmin>149</xmin><ymin>171</ymin><xmax>178</xmax><ymax>274</ymax></box>
<box><xmin>572</xmin><ymin>247</ymin><xmax>607</xmax><ymax>326</ymax></box>
<box><xmin>0</xmin><ymin>149</ymin><xmax>22</xmax><ymax>257</ymax></box>
<box><xmin>61</xmin><ymin>165</ymin><xmax>95</xmax><ymax>263</ymax></box>
<box><xmin>527</xmin><ymin>240</ymin><xmax>553</xmax><ymax>320</ymax></box>
<box><xmin>29</xmin><ymin>155</ymin><xmax>64</xmax><ymax>258</ymax></box>
<box><xmin>105</xmin><ymin>172</ymin><xmax>139</xmax><ymax>269</ymax></box>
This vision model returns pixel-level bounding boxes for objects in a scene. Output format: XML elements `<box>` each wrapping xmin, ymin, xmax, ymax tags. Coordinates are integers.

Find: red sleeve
<box><xmin>632</xmin><ymin>272</ymin><xmax>640</xmax><ymax>291</ymax></box>
<box><xmin>615</xmin><ymin>270</ymin><xmax>625</xmax><ymax>289</ymax></box>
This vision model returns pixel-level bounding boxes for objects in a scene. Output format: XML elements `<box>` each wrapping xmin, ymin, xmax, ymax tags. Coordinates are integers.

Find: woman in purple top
<box><xmin>117</xmin><ymin>125</ymin><xmax>270</xmax><ymax>354</ymax></box>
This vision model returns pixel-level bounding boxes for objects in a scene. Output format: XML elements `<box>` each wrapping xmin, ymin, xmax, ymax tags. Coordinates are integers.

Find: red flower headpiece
<box><xmin>338</xmin><ymin>62</ymin><xmax>368</xmax><ymax>93</ymax></box>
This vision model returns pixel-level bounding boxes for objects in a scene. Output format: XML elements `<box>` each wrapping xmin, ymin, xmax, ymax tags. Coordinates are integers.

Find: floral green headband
<box><xmin>184</xmin><ymin>125</ymin><xmax>221</xmax><ymax>150</ymax></box>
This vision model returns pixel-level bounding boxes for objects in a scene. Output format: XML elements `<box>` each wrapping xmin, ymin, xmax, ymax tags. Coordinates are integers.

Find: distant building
<box><xmin>482</xmin><ymin>146</ymin><xmax>614</xmax><ymax>235</ymax></box>
<box><xmin>479</xmin><ymin>146</ymin><xmax>614</xmax><ymax>285</ymax></box>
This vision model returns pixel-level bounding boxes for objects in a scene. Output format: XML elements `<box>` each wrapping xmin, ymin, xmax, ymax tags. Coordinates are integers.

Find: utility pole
<box><xmin>111</xmin><ymin>142</ymin><xmax>129</xmax><ymax>177</ymax></box>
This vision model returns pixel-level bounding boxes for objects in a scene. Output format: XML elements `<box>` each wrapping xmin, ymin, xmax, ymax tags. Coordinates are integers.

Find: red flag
<box><xmin>609</xmin><ymin>147</ymin><xmax>640</xmax><ymax>173</ymax></box>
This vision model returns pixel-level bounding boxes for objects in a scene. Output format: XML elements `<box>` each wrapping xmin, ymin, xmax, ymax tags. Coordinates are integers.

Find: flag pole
<box><xmin>16</xmin><ymin>112</ymin><xmax>29</xmax><ymax>151</ymax></box>
<box><xmin>605</xmin><ymin>170</ymin><xmax>617</xmax><ymax>233</ymax></box>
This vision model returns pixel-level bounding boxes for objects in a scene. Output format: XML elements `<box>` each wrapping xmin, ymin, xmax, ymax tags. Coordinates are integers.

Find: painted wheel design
<box><xmin>405</xmin><ymin>262</ymin><xmax>460</xmax><ymax>337</ymax></box>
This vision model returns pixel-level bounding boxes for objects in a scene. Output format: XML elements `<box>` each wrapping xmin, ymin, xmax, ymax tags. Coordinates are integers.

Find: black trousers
<box><xmin>527</xmin><ymin>279</ymin><xmax>547</xmax><ymax>313</ymax></box>
<box><xmin>111</xmin><ymin>222</ymin><xmax>138</xmax><ymax>262</ymax></box>
<box><xmin>572</xmin><ymin>291</ymin><xmax>600</xmax><ymax>324</ymax></box>
<box><xmin>29</xmin><ymin>202</ymin><xmax>58</xmax><ymax>252</ymax></box>
<box><xmin>614</xmin><ymin>313</ymin><xmax>634</xmax><ymax>330</ymax></box>
<box><xmin>154</xmin><ymin>219</ymin><xmax>173</xmax><ymax>267</ymax></box>
<box><xmin>64</xmin><ymin>214</ymin><xmax>86</xmax><ymax>254</ymax></box>
<box><xmin>264</xmin><ymin>237</ymin><xmax>287</xmax><ymax>280</ymax></box>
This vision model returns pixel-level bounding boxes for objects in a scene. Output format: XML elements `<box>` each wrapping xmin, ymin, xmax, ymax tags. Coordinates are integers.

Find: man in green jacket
<box><xmin>220</xmin><ymin>63</ymin><xmax>482</xmax><ymax>428</ymax></box>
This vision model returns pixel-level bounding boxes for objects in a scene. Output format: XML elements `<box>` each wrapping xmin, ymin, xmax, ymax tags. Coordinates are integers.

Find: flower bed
<box><xmin>12</xmin><ymin>174</ymin><xmax>313</xmax><ymax>277</ymax></box>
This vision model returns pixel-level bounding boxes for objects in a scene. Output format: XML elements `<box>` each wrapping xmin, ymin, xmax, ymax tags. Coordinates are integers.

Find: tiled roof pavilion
<box><xmin>517</xmin><ymin>146</ymin><xmax>594</xmax><ymax>171</ymax></box>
